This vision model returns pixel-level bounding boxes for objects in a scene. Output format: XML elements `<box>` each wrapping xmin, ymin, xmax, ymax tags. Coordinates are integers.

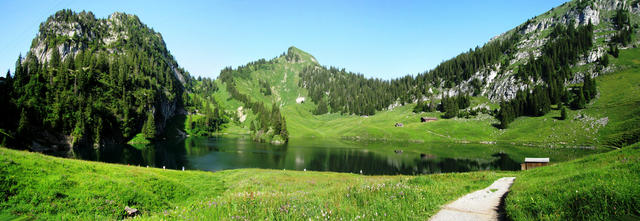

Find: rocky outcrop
<box><xmin>476</xmin><ymin>0</ymin><xmax>640</xmax><ymax>102</ymax></box>
<box><xmin>28</xmin><ymin>11</ymin><xmax>188</xmax><ymax>89</ymax></box>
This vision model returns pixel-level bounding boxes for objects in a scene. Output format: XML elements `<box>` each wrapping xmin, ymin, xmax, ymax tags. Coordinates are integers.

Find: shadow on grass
<box><xmin>492</xmin><ymin>123</ymin><xmax>504</xmax><ymax>129</ymax></box>
<box><xmin>497</xmin><ymin>189</ymin><xmax>512</xmax><ymax>221</ymax></box>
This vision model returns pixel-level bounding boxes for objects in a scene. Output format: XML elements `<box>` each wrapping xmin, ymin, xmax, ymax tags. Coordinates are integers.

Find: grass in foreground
<box><xmin>142</xmin><ymin>170</ymin><xmax>511</xmax><ymax>220</ymax></box>
<box><xmin>506</xmin><ymin>142</ymin><xmax>640</xmax><ymax>220</ymax></box>
<box><xmin>0</xmin><ymin>147</ymin><xmax>513</xmax><ymax>220</ymax></box>
<box><xmin>0</xmin><ymin>147</ymin><xmax>225</xmax><ymax>219</ymax></box>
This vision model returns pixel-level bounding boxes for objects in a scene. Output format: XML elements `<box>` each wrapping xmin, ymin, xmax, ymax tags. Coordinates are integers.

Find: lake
<box><xmin>80</xmin><ymin>136</ymin><xmax>604</xmax><ymax>175</ymax></box>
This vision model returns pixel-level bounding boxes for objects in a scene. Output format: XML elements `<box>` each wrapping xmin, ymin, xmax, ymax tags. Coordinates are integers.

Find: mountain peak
<box><xmin>283</xmin><ymin>46</ymin><xmax>318</xmax><ymax>64</ymax></box>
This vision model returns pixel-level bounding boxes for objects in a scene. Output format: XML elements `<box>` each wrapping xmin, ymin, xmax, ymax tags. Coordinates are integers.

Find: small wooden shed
<box><xmin>521</xmin><ymin>158</ymin><xmax>549</xmax><ymax>170</ymax></box>
<box><xmin>421</xmin><ymin>117</ymin><xmax>437</xmax><ymax>123</ymax></box>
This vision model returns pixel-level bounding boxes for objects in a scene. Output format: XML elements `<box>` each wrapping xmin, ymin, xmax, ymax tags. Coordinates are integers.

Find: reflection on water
<box><xmin>77</xmin><ymin>136</ymin><xmax>601</xmax><ymax>175</ymax></box>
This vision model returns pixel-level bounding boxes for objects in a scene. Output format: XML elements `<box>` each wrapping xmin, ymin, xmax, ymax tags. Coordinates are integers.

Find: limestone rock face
<box><xmin>477</xmin><ymin>0</ymin><xmax>638</xmax><ymax>102</ymax></box>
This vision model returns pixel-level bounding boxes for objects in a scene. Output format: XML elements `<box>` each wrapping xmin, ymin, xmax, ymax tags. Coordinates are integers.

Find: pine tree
<box><xmin>560</xmin><ymin>105</ymin><xmax>567</xmax><ymax>120</ymax></box>
<box><xmin>413</xmin><ymin>101</ymin><xmax>424</xmax><ymax>113</ymax></box>
<box><xmin>571</xmin><ymin>87</ymin><xmax>586</xmax><ymax>109</ymax></box>
<box><xmin>599</xmin><ymin>54</ymin><xmax>609</xmax><ymax>67</ymax></box>
<box><xmin>428</xmin><ymin>99</ymin><xmax>436</xmax><ymax>112</ymax></box>
<box><xmin>314</xmin><ymin>100</ymin><xmax>329</xmax><ymax>115</ymax></box>
<box><xmin>583</xmin><ymin>74</ymin><xmax>592</xmax><ymax>101</ymax></box>
<box><xmin>17</xmin><ymin>110</ymin><xmax>29</xmax><ymax>136</ymax></box>
<box><xmin>443</xmin><ymin>96</ymin><xmax>458</xmax><ymax>119</ymax></box>
<box><xmin>142</xmin><ymin>111</ymin><xmax>156</xmax><ymax>140</ymax></box>
<box><xmin>280</xmin><ymin>117</ymin><xmax>288</xmax><ymax>142</ymax></box>
<box><xmin>498</xmin><ymin>102</ymin><xmax>512</xmax><ymax>129</ymax></box>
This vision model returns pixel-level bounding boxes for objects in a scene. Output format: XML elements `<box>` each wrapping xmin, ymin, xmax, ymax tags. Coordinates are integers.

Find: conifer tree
<box><xmin>560</xmin><ymin>105</ymin><xmax>567</xmax><ymax>120</ymax></box>
<box><xmin>413</xmin><ymin>101</ymin><xmax>424</xmax><ymax>113</ymax></box>
<box><xmin>17</xmin><ymin>110</ymin><xmax>29</xmax><ymax>136</ymax></box>
<box><xmin>428</xmin><ymin>99</ymin><xmax>436</xmax><ymax>112</ymax></box>
<box><xmin>280</xmin><ymin>117</ymin><xmax>288</xmax><ymax>142</ymax></box>
<box><xmin>572</xmin><ymin>87</ymin><xmax>586</xmax><ymax>109</ymax></box>
<box><xmin>142</xmin><ymin>111</ymin><xmax>156</xmax><ymax>140</ymax></box>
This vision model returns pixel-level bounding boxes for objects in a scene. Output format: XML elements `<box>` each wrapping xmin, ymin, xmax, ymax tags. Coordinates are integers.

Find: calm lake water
<box><xmin>80</xmin><ymin>136</ymin><xmax>604</xmax><ymax>175</ymax></box>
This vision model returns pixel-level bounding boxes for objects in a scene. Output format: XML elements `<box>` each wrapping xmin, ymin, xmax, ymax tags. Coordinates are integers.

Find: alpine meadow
<box><xmin>1</xmin><ymin>0</ymin><xmax>640</xmax><ymax>220</ymax></box>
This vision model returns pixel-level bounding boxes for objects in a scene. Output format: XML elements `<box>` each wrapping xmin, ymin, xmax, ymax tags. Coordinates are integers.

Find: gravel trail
<box><xmin>430</xmin><ymin>177</ymin><xmax>516</xmax><ymax>221</ymax></box>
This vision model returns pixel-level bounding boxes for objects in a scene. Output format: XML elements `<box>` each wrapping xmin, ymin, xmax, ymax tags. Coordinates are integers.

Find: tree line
<box><xmin>298</xmin><ymin>32</ymin><xmax>521</xmax><ymax>116</ymax></box>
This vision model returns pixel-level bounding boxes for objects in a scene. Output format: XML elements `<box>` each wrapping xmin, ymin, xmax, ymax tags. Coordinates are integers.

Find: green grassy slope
<box><xmin>587</xmin><ymin>49</ymin><xmax>640</xmax><ymax>147</ymax></box>
<box><xmin>210</xmin><ymin>47</ymin><xmax>319</xmax><ymax>135</ymax></box>
<box><xmin>0</xmin><ymin>147</ymin><xmax>514</xmax><ymax>220</ymax></box>
<box><xmin>216</xmin><ymin>47</ymin><xmax>640</xmax><ymax>147</ymax></box>
<box><xmin>0</xmin><ymin>147</ymin><xmax>225</xmax><ymax>219</ymax></box>
<box><xmin>506</xmin><ymin>142</ymin><xmax>640</xmax><ymax>220</ymax></box>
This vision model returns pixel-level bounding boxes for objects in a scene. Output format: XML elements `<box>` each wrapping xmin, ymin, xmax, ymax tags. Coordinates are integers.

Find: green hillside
<box><xmin>213</xmin><ymin>46</ymin><xmax>640</xmax><ymax>147</ymax></box>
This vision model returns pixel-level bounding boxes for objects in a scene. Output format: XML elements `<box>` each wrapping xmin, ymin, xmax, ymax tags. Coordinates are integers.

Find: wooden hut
<box><xmin>521</xmin><ymin>158</ymin><xmax>549</xmax><ymax>170</ymax></box>
<box><xmin>421</xmin><ymin>117</ymin><xmax>437</xmax><ymax>122</ymax></box>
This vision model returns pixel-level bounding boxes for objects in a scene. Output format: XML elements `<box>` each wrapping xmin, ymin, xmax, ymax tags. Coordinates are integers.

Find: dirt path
<box><xmin>430</xmin><ymin>177</ymin><xmax>516</xmax><ymax>221</ymax></box>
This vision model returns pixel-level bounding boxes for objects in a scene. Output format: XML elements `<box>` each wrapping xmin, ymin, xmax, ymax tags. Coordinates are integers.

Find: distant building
<box><xmin>421</xmin><ymin>117</ymin><xmax>437</xmax><ymax>122</ymax></box>
<box><xmin>521</xmin><ymin>158</ymin><xmax>549</xmax><ymax>170</ymax></box>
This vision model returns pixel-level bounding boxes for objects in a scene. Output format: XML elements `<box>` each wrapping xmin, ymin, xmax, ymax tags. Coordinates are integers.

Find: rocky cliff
<box><xmin>471</xmin><ymin>0</ymin><xmax>640</xmax><ymax>102</ymax></box>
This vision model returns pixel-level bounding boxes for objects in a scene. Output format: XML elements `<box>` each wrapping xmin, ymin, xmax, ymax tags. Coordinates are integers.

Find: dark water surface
<box><xmin>81</xmin><ymin>136</ymin><xmax>603</xmax><ymax>175</ymax></box>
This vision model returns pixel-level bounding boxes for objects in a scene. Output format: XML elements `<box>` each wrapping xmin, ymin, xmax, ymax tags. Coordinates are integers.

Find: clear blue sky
<box><xmin>0</xmin><ymin>0</ymin><xmax>567</xmax><ymax>79</ymax></box>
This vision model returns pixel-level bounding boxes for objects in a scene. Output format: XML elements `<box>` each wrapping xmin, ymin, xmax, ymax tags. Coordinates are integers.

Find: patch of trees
<box><xmin>219</xmin><ymin>58</ymin><xmax>276</xmax><ymax>81</ymax></box>
<box><xmin>438</xmin><ymin>93</ymin><xmax>471</xmax><ymax>119</ymax></box>
<box><xmin>413</xmin><ymin>99</ymin><xmax>437</xmax><ymax>113</ymax></box>
<box><xmin>497</xmin><ymin>75</ymin><xmax>596</xmax><ymax>128</ymax></box>
<box><xmin>313</xmin><ymin>99</ymin><xmax>329</xmax><ymax>115</ymax></box>
<box><xmin>219</xmin><ymin>66</ymin><xmax>288</xmax><ymax>143</ymax></box>
<box><xmin>516</xmin><ymin>22</ymin><xmax>593</xmax><ymax>82</ymax></box>
<box><xmin>576</xmin><ymin>0</ymin><xmax>594</xmax><ymax>11</ymax></box>
<box><xmin>259</xmin><ymin>80</ymin><xmax>272</xmax><ymax>96</ymax></box>
<box><xmin>611</xmin><ymin>9</ymin><xmax>634</xmax><ymax>46</ymax></box>
<box><xmin>182</xmin><ymin>78</ymin><xmax>228</xmax><ymax>137</ymax></box>
<box><xmin>185</xmin><ymin>103</ymin><xmax>226</xmax><ymax>136</ymax></box>
<box><xmin>609</xmin><ymin>45</ymin><xmax>620</xmax><ymax>58</ymax></box>
<box><xmin>196</xmin><ymin>77</ymin><xmax>218</xmax><ymax>96</ymax></box>
<box><xmin>284</xmin><ymin>47</ymin><xmax>302</xmax><ymax>63</ymax></box>
<box><xmin>300</xmin><ymin>65</ymin><xmax>400</xmax><ymax>116</ymax></box>
<box><xmin>416</xmin><ymin>33</ymin><xmax>521</xmax><ymax>88</ymax></box>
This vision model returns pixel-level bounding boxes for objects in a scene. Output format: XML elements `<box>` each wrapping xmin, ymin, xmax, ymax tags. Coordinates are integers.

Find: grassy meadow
<box><xmin>2</xmin><ymin>142</ymin><xmax>639</xmax><ymax>220</ymax></box>
<box><xmin>0</xmin><ymin>147</ymin><xmax>513</xmax><ymax>220</ymax></box>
